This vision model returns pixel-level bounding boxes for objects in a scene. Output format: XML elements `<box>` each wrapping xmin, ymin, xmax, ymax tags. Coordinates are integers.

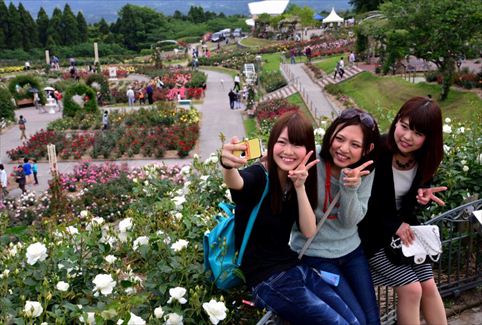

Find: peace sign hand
<box><xmin>288</xmin><ymin>151</ymin><xmax>319</xmax><ymax>189</ymax></box>
<box><xmin>416</xmin><ymin>186</ymin><xmax>447</xmax><ymax>206</ymax></box>
<box><xmin>342</xmin><ymin>160</ymin><xmax>374</xmax><ymax>188</ymax></box>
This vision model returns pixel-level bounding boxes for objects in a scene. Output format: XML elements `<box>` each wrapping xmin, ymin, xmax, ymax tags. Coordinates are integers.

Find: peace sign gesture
<box><xmin>416</xmin><ymin>186</ymin><xmax>447</xmax><ymax>206</ymax></box>
<box><xmin>288</xmin><ymin>151</ymin><xmax>319</xmax><ymax>189</ymax></box>
<box><xmin>342</xmin><ymin>160</ymin><xmax>374</xmax><ymax>188</ymax></box>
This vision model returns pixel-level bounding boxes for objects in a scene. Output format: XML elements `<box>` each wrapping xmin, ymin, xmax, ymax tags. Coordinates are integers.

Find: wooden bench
<box><xmin>15</xmin><ymin>98</ymin><xmax>34</xmax><ymax>107</ymax></box>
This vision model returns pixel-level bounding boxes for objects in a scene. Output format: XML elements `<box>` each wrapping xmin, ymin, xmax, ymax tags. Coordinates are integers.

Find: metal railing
<box><xmin>258</xmin><ymin>199</ymin><xmax>482</xmax><ymax>325</ymax></box>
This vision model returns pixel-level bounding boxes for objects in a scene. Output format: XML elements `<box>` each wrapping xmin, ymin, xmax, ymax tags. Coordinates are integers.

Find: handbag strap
<box><xmin>237</xmin><ymin>171</ymin><xmax>269</xmax><ymax>264</ymax></box>
<box><xmin>298</xmin><ymin>191</ymin><xmax>340</xmax><ymax>259</ymax></box>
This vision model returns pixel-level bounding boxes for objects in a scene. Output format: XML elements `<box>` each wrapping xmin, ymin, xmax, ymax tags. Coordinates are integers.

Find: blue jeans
<box><xmin>302</xmin><ymin>245</ymin><xmax>381</xmax><ymax>325</ymax></box>
<box><xmin>253</xmin><ymin>265</ymin><xmax>360</xmax><ymax>325</ymax></box>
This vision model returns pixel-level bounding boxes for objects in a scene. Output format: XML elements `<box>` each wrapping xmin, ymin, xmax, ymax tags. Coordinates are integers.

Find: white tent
<box><xmin>322</xmin><ymin>8</ymin><xmax>344</xmax><ymax>24</ymax></box>
<box><xmin>248</xmin><ymin>0</ymin><xmax>289</xmax><ymax>16</ymax></box>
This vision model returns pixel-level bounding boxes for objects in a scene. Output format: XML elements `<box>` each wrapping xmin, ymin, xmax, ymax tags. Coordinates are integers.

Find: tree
<box><xmin>115</xmin><ymin>5</ymin><xmax>166</xmax><ymax>51</ymax></box>
<box><xmin>47</xmin><ymin>8</ymin><xmax>63</xmax><ymax>46</ymax></box>
<box><xmin>0</xmin><ymin>0</ymin><xmax>8</xmax><ymax>49</ymax></box>
<box><xmin>381</xmin><ymin>0</ymin><xmax>482</xmax><ymax>100</ymax></box>
<box><xmin>37</xmin><ymin>7</ymin><xmax>50</xmax><ymax>47</ymax></box>
<box><xmin>18</xmin><ymin>2</ymin><xmax>39</xmax><ymax>50</ymax></box>
<box><xmin>77</xmin><ymin>11</ymin><xmax>89</xmax><ymax>42</ymax></box>
<box><xmin>187</xmin><ymin>6</ymin><xmax>205</xmax><ymax>24</ymax></box>
<box><xmin>286</xmin><ymin>5</ymin><xmax>316</xmax><ymax>27</ymax></box>
<box><xmin>6</xmin><ymin>2</ymin><xmax>22</xmax><ymax>49</ymax></box>
<box><xmin>350</xmin><ymin>0</ymin><xmax>384</xmax><ymax>13</ymax></box>
<box><xmin>61</xmin><ymin>4</ymin><xmax>80</xmax><ymax>45</ymax></box>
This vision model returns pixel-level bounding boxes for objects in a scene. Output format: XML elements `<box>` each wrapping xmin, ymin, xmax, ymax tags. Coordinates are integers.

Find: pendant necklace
<box><xmin>394</xmin><ymin>157</ymin><xmax>414</xmax><ymax>169</ymax></box>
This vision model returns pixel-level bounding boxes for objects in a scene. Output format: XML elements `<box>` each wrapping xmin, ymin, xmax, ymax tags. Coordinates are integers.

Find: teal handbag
<box><xmin>203</xmin><ymin>172</ymin><xmax>269</xmax><ymax>290</ymax></box>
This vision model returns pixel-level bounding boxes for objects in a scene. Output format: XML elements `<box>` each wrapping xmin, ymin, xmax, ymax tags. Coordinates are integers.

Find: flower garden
<box><xmin>7</xmin><ymin>103</ymin><xmax>200</xmax><ymax>161</ymax></box>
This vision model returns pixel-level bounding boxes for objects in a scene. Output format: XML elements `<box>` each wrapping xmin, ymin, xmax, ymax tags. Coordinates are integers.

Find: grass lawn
<box><xmin>286</xmin><ymin>92</ymin><xmax>315</xmax><ymax>124</ymax></box>
<box><xmin>333</xmin><ymin>72</ymin><xmax>482</xmax><ymax>130</ymax></box>
<box><xmin>244</xmin><ymin>116</ymin><xmax>258</xmax><ymax>139</ymax></box>
<box><xmin>261</xmin><ymin>53</ymin><xmax>284</xmax><ymax>73</ymax></box>
<box><xmin>240</xmin><ymin>37</ymin><xmax>280</xmax><ymax>48</ymax></box>
<box><xmin>313</xmin><ymin>54</ymin><xmax>345</xmax><ymax>74</ymax></box>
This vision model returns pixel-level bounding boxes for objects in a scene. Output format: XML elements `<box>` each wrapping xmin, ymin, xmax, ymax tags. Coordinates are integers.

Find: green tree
<box><xmin>18</xmin><ymin>2</ymin><xmax>39</xmax><ymax>50</ymax></box>
<box><xmin>61</xmin><ymin>4</ymin><xmax>80</xmax><ymax>45</ymax></box>
<box><xmin>187</xmin><ymin>6</ymin><xmax>205</xmax><ymax>24</ymax></box>
<box><xmin>115</xmin><ymin>5</ymin><xmax>166</xmax><ymax>51</ymax></box>
<box><xmin>6</xmin><ymin>2</ymin><xmax>22</xmax><ymax>49</ymax></box>
<box><xmin>76</xmin><ymin>11</ymin><xmax>89</xmax><ymax>42</ymax></box>
<box><xmin>0</xmin><ymin>0</ymin><xmax>8</xmax><ymax>49</ymax></box>
<box><xmin>36</xmin><ymin>7</ymin><xmax>50</xmax><ymax>47</ymax></box>
<box><xmin>350</xmin><ymin>0</ymin><xmax>384</xmax><ymax>13</ymax></box>
<box><xmin>47</xmin><ymin>7</ymin><xmax>63</xmax><ymax>46</ymax></box>
<box><xmin>381</xmin><ymin>0</ymin><xmax>482</xmax><ymax>100</ymax></box>
<box><xmin>286</xmin><ymin>5</ymin><xmax>316</xmax><ymax>27</ymax></box>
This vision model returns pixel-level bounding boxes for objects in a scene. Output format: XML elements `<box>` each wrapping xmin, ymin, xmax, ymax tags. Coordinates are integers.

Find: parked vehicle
<box><xmin>218</xmin><ymin>28</ymin><xmax>231</xmax><ymax>38</ymax></box>
<box><xmin>211</xmin><ymin>32</ymin><xmax>223</xmax><ymax>42</ymax></box>
<box><xmin>233</xmin><ymin>28</ymin><xmax>243</xmax><ymax>37</ymax></box>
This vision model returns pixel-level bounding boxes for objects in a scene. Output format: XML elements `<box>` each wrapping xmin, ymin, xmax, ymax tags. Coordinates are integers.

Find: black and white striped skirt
<box><xmin>368</xmin><ymin>248</ymin><xmax>433</xmax><ymax>287</ymax></box>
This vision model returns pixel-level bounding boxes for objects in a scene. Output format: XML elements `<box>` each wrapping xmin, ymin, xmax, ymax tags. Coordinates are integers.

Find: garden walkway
<box><xmin>280</xmin><ymin>63</ymin><xmax>341</xmax><ymax>121</ymax></box>
<box><xmin>0</xmin><ymin>69</ymin><xmax>245</xmax><ymax>197</ymax></box>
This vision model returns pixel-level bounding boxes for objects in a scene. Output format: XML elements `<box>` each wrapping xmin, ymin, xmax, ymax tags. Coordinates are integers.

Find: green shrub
<box><xmin>185</xmin><ymin>71</ymin><xmax>207</xmax><ymax>88</ymax></box>
<box><xmin>7</xmin><ymin>75</ymin><xmax>46</xmax><ymax>104</ymax></box>
<box><xmin>86</xmin><ymin>73</ymin><xmax>111</xmax><ymax>103</ymax></box>
<box><xmin>259</xmin><ymin>70</ymin><xmax>287</xmax><ymax>93</ymax></box>
<box><xmin>63</xmin><ymin>83</ymin><xmax>99</xmax><ymax>118</ymax></box>
<box><xmin>0</xmin><ymin>87</ymin><xmax>16</xmax><ymax>122</ymax></box>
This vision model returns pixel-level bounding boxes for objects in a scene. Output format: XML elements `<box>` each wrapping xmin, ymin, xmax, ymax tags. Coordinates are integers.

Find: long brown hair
<box><xmin>266</xmin><ymin>111</ymin><xmax>318</xmax><ymax>214</ymax></box>
<box><xmin>387</xmin><ymin>96</ymin><xmax>443</xmax><ymax>184</ymax></box>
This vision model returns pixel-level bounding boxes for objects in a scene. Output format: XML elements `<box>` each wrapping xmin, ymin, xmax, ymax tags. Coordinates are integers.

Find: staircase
<box><xmin>260</xmin><ymin>84</ymin><xmax>297</xmax><ymax>102</ymax></box>
<box><xmin>316</xmin><ymin>66</ymin><xmax>363</xmax><ymax>88</ymax></box>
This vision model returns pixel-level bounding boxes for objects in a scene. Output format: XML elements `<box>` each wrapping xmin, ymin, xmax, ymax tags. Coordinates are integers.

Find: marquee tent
<box><xmin>313</xmin><ymin>13</ymin><xmax>324</xmax><ymax>21</ymax></box>
<box><xmin>248</xmin><ymin>0</ymin><xmax>289</xmax><ymax>16</ymax></box>
<box><xmin>322</xmin><ymin>8</ymin><xmax>344</xmax><ymax>24</ymax></box>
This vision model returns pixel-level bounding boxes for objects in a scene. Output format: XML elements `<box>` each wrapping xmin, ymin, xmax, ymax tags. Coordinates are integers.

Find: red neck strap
<box><xmin>324</xmin><ymin>162</ymin><xmax>333</xmax><ymax>212</ymax></box>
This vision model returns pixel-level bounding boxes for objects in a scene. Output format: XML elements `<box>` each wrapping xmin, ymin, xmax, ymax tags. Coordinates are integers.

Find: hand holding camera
<box><xmin>220</xmin><ymin>137</ymin><xmax>262</xmax><ymax>170</ymax></box>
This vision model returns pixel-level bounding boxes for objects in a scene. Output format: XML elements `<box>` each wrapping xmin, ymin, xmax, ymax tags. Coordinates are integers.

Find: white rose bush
<box><xmin>0</xmin><ymin>157</ymin><xmax>244</xmax><ymax>324</ymax></box>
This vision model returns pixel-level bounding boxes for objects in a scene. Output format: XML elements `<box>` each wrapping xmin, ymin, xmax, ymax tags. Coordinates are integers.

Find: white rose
<box><xmin>443</xmin><ymin>124</ymin><xmax>452</xmax><ymax>134</ymax></box>
<box><xmin>202</xmin><ymin>299</ymin><xmax>228</xmax><ymax>325</ymax></box>
<box><xmin>172</xmin><ymin>196</ymin><xmax>186</xmax><ymax>209</ymax></box>
<box><xmin>127</xmin><ymin>312</ymin><xmax>145</xmax><ymax>325</ymax></box>
<box><xmin>92</xmin><ymin>274</ymin><xmax>116</xmax><ymax>296</ymax></box>
<box><xmin>56</xmin><ymin>281</ymin><xmax>70</xmax><ymax>292</ymax></box>
<box><xmin>79</xmin><ymin>312</ymin><xmax>96</xmax><ymax>324</ymax></box>
<box><xmin>9</xmin><ymin>246</ymin><xmax>18</xmax><ymax>257</ymax></box>
<box><xmin>118</xmin><ymin>218</ymin><xmax>133</xmax><ymax>233</ymax></box>
<box><xmin>26</xmin><ymin>242</ymin><xmax>48</xmax><ymax>265</ymax></box>
<box><xmin>80</xmin><ymin>210</ymin><xmax>89</xmax><ymax>218</ymax></box>
<box><xmin>463</xmin><ymin>165</ymin><xmax>469</xmax><ymax>172</ymax></box>
<box><xmin>174</xmin><ymin>212</ymin><xmax>183</xmax><ymax>220</ymax></box>
<box><xmin>180</xmin><ymin>166</ymin><xmax>190</xmax><ymax>175</ymax></box>
<box><xmin>154</xmin><ymin>306</ymin><xmax>164</xmax><ymax>319</ymax></box>
<box><xmin>164</xmin><ymin>313</ymin><xmax>183</xmax><ymax>325</ymax></box>
<box><xmin>66</xmin><ymin>226</ymin><xmax>79</xmax><ymax>235</ymax></box>
<box><xmin>204</xmin><ymin>154</ymin><xmax>218</xmax><ymax>164</ymax></box>
<box><xmin>24</xmin><ymin>300</ymin><xmax>43</xmax><ymax>318</ymax></box>
<box><xmin>314</xmin><ymin>127</ymin><xmax>325</xmax><ymax>137</ymax></box>
<box><xmin>457</xmin><ymin>127</ymin><xmax>465</xmax><ymax>133</ymax></box>
<box><xmin>167</xmin><ymin>287</ymin><xmax>187</xmax><ymax>304</ymax></box>
<box><xmin>105</xmin><ymin>255</ymin><xmax>117</xmax><ymax>264</ymax></box>
<box><xmin>170</xmin><ymin>239</ymin><xmax>189</xmax><ymax>252</ymax></box>
<box><xmin>41</xmin><ymin>323</ymin><xmax>48</xmax><ymax>325</ymax></box>
<box><xmin>445</xmin><ymin>117</ymin><xmax>451</xmax><ymax>123</ymax></box>
<box><xmin>132</xmin><ymin>236</ymin><xmax>149</xmax><ymax>251</ymax></box>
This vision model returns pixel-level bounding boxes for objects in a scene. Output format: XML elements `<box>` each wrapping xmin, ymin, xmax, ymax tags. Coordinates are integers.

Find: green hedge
<box><xmin>259</xmin><ymin>70</ymin><xmax>287</xmax><ymax>93</ymax></box>
<box><xmin>0</xmin><ymin>87</ymin><xmax>16</xmax><ymax>121</ymax></box>
<box><xmin>86</xmin><ymin>73</ymin><xmax>111</xmax><ymax>103</ymax></box>
<box><xmin>7</xmin><ymin>75</ymin><xmax>46</xmax><ymax>104</ymax></box>
<box><xmin>63</xmin><ymin>83</ymin><xmax>99</xmax><ymax>118</ymax></box>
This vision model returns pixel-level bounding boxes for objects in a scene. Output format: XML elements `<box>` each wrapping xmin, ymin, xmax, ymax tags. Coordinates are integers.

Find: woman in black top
<box><xmin>359</xmin><ymin>97</ymin><xmax>447</xmax><ymax>325</ymax></box>
<box><xmin>220</xmin><ymin>111</ymin><xmax>359</xmax><ymax>325</ymax></box>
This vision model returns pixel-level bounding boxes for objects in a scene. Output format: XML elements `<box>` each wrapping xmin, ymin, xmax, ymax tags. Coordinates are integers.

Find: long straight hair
<box><xmin>266</xmin><ymin>111</ymin><xmax>318</xmax><ymax>214</ymax></box>
<box><xmin>387</xmin><ymin>96</ymin><xmax>443</xmax><ymax>184</ymax></box>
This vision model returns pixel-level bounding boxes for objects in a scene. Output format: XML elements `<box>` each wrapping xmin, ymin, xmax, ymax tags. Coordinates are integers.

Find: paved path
<box><xmin>0</xmin><ymin>69</ymin><xmax>245</xmax><ymax>197</ymax></box>
<box><xmin>280</xmin><ymin>63</ymin><xmax>340</xmax><ymax>121</ymax></box>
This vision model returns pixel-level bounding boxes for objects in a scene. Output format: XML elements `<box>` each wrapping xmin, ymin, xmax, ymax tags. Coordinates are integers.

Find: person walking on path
<box><xmin>234</xmin><ymin>74</ymin><xmax>241</xmax><ymax>91</ymax></box>
<box><xmin>228</xmin><ymin>89</ymin><xmax>236</xmax><ymax>109</ymax></box>
<box><xmin>23</xmin><ymin>157</ymin><xmax>33</xmax><ymax>185</ymax></box>
<box><xmin>126</xmin><ymin>87</ymin><xmax>135</xmax><ymax>106</ymax></box>
<box><xmin>349</xmin><ymin>52</ymin><xmax>356</xmax><ymax>68</ymax></box>
<box><xmin>18</xmin><ymin>115</ymin><xmax>27</xmax><ymax>140</ymax></box>
<box><xmin>32</xmin><ymin>159</ymin><xmax>39</xmax><ymax>185</ymax></box>
<box><xmin>290</xmin><ymin>48</ymin><xmax>296</xmax><ymax>64</ymax></box>
<box><xmin>102</xmin><ymin>111</ymin><xmax>109</xmax><ymax>130</ymax></box>
<box><xmin>334</xmin><ymin>57</ymin><xmax>345</xmax><ymax>79</ymax></box>
<box><xmin>305</xmin><ymin>46</ymin><xmax>312</xmax><ymax>62</ymax></box>
<box><xmin>0</xmin><ymin>164</ymin><xmax>7</xmax><ymax>208</ymax></box>
<box><xmin>15</xmin><ymin>165</ymin><xmax>26</xmax><ymax>194</ymax></box>
<box><xmin>146</xmin><ymin>83</ymin><xmax>154</xmax><ymax>104</ymax></box>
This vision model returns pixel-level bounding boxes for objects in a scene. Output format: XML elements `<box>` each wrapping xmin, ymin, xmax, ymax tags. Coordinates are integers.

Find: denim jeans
<box><xmin>303</xmin><ymin>245</ymin><xmax>381</xmax><ymax>325</ymax></box>
<box><xmin>252</xmin><ymin>265</ymin><xmax>360</xmax><ymax>325</ymax></box>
